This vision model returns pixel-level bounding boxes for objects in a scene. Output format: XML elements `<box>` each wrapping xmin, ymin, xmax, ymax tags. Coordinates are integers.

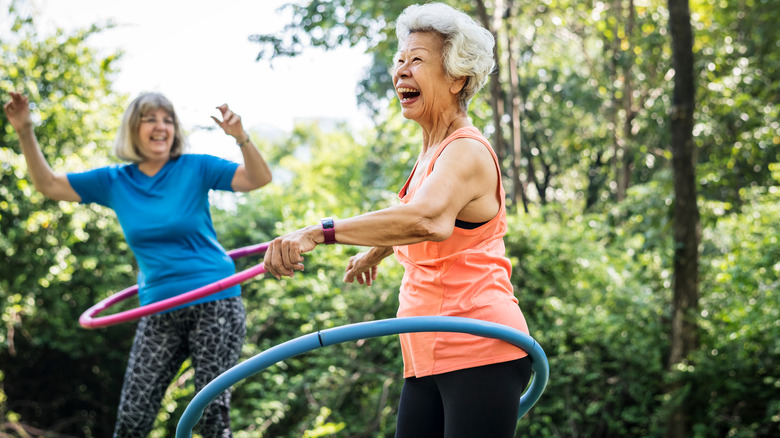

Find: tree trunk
<box><xmin>504</xmin><ymin>0</ymin><xmax>529</xmax><ymax>212</ymax></box>
<box><xmin>667</xmin><ymin>0</ymin><xmax>700</xmax><ymax>436</ymax></box>
<box><xmin>608</xmin><ymin>0</ymin><xmax>623</xmax><ymax>202</ymax></box>
<box><xmin>475</xmin><ymin>0</ymin><xmax>508</xmax><ymax>189</ymax></box>
<box><xmin>620</xmin><ymin>0</ymin><xmax>637</xmax><ymax>200</ymax></box>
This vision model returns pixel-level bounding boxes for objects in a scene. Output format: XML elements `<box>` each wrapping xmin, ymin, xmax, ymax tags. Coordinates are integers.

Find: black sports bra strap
<box><xmin>454</xmin><ymin>218</ymin><xmax>488</xmax><ymax>229</ymax></box>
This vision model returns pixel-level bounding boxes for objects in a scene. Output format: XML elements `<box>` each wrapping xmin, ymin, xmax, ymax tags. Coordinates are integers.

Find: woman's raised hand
<box><xmin>3</xmin><ymin>92</ymin><xmax>33</xmax><ymax>132</ymax></box>
<box><xmin>211</xmin><ymin>104</ymin><xmax>248</xmax><ymax>144</ymax></box>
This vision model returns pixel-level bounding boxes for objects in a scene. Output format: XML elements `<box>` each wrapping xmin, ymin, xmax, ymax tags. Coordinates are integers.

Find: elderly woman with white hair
<box><xmin>263</xmin><ymin>3</ymin><xmax>531</xmax><ymax>436</ymax></box>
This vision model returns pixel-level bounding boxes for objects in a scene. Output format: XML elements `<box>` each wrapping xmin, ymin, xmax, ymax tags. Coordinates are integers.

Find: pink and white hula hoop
<box><xmin>79</xmin><ymin>242</ymin><xmax>269</xmax><ymax>329</ymax></box>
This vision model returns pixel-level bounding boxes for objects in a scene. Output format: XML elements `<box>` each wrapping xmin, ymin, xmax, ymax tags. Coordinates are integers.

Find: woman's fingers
<box><xmin>263</xmin><ymin>236</ymin><xmax>306</xmax><ymax>279</ymax></box>
<box><xmin>212</xmin><ymin>104</ymin><xmax>244</xmax><ymax>137</ymax></box>
<box><xmin>343</xmin><ymin>254</ymin><xmax>378</xmax><ymax>286</ymax></box>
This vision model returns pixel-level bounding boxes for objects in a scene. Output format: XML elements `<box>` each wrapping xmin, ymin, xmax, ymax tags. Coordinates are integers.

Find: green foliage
<box><xmin>686</xmin><ymin>186</ymin><xmax>780</xmax><ymax>437</ymax></box>
<box><xmin>693</xmin><ymin>0</ymin><xmax>780</xmax><ymax>205</ymax></box>
<box><xmin>508</xmin><ymin>179</ymin><xmax>779</xmax><ymax>437</ymax></box>
<box><xmin>0</xmin><ymin>8</ymin><xmax>133</xmax><ymax>436</ymax></box>
<box><xmin>507</xmin><ymin>204</ymin><xmax>667</xmax><ymax>437</ymax></box>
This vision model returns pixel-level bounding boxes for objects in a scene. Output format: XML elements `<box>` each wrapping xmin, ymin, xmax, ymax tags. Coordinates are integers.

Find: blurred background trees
<box><xmin>1</xmin><ymin>0</ymin><xmax>778</xmax><ymax>437</ymax></box>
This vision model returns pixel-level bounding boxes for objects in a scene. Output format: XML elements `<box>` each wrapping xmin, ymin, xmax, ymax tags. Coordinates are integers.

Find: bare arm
<box><xmin>211</xmin><ymin>104</ymin><xmax>272</xmax><ymax>192</ymax></box>
<box><xmin>232</xmin><ymin>135</ymin><xmax>273</xmax><ymax>192</ymax></box>
<box><xmin>320</xmin><ymin>137</ymin><xmax>500</xmax><ymax>247</ymax></box>
<box><xmin>263</xmin><ymin>137</ymin><xmax>499</xmax><ymax>278</ymax></box>
<box><xmin>3</xmin><ymin>92</ymin><xmax>80</xmax><ymax>202</ymax></box>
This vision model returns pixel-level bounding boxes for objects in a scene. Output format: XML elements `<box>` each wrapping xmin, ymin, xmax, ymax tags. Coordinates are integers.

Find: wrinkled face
<box><xmin>137</xmin><ymin>107</ymin><xmax>175</xmax><ymax>162</ymax></box>
<box><xmin>393</xmin><ymin>31</ymin><xmax>459</xmax><ymax>122</ymax></box>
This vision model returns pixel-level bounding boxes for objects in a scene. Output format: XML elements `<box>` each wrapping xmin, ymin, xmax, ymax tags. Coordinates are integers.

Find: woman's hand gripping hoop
<box><xmin>78</xmin><ymin>242</ymin><xmax>269</xmax><ymax>329</ymax></box>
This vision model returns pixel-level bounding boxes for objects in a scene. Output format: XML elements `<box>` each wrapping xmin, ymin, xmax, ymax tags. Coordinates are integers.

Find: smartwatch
<box><xmin>321</xmin><ymin>217</ymin><xmax>336</xmax><ymax>244</ymax></box>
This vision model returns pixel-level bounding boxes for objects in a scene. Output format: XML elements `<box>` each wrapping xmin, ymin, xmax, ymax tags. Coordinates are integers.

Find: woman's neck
<box><xmin>419</xmin><ymin>110</ymin><xmax>471</xmax><ymax>154</ymax></box>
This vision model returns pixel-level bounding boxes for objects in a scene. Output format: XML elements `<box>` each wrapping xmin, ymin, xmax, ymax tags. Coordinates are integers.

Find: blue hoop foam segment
<box><xmin>176</xmin><ymin>316</ymin><xmax>549</xmax><ymax>437</ymax></box>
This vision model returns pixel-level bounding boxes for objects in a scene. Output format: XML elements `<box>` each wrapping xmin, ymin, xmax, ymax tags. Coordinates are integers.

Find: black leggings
<box><xmin>395</xmin><ymin>357</ymin><xmax>533</xmax><ymax>438</ymax></box>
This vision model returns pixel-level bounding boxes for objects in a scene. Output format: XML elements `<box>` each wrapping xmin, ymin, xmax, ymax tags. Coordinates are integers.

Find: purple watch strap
<box><xmin>321</xmin><ymin>217</ymin><xmax>336</xmax><ymax>244</ymax></box>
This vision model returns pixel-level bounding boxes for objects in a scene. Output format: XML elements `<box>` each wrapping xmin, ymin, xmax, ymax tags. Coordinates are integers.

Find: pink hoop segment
<box><xmin>79</xmin><ymin>242</ymin><xmax>269</xmax><ymax>329</ymax></box>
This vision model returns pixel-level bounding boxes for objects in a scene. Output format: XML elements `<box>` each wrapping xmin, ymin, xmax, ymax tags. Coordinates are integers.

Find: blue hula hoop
<box><xmin>176</xmin><ymin>316</ymin><xmax>549</xmax><ymax>437</ymax></box>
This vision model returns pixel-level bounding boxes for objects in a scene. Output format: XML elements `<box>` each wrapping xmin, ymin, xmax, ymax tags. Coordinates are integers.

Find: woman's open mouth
<box><xmin>397</xmin><ymin>87</ymin><xmax>420</xmax><ymax>102</ymax></box>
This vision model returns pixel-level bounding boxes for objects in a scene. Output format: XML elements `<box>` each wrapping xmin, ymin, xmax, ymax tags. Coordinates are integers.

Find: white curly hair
<box><xmin>395</xmin><ymin>2</ymin><xmax>495</xmax><ymax>110</ymax></box>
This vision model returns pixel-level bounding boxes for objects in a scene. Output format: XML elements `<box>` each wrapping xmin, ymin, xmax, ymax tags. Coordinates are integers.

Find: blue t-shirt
<box><xmin>68</xmin><ymin>154</ymin><xmax>241</xmax><ymax>308</ymax></box>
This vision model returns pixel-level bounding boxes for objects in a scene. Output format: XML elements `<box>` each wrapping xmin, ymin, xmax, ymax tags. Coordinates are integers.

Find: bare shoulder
<box><xmin>437</xmin><ymin>136</ymin><xmax>495</xmax><ymax>172</ymax></box>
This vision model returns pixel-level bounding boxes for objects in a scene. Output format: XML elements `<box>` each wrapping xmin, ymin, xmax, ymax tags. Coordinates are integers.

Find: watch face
<box><xmin>322</xmin><ymin>217</ymin><xmax>334</xmax><ymax>228</ymax></box>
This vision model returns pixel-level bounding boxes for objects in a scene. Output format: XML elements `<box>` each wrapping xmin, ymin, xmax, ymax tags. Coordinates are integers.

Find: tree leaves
<box><xmin>1</xmin><ymin>8</ymin><xmax>133</xmax><ymax>436</ymax></box>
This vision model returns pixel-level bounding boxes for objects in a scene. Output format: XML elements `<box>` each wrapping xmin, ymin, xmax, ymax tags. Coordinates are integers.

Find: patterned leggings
<box><xmin>113</xmin><ymin>297</ymin><xmax>246</xmax><ymax>438</ymax></box>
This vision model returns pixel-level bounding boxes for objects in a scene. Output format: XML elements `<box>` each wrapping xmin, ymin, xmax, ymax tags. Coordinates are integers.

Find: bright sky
<box><xmin>27</xmin><ymin>0</ymin><xmax>373</xmax><ymax>157</ymax></box>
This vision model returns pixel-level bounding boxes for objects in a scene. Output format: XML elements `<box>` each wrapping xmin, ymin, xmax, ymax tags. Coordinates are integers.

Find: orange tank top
<box><xmin>393</xmin><ymin>126</ymin><xmax>529</xmax><ymax>378</ymax></box>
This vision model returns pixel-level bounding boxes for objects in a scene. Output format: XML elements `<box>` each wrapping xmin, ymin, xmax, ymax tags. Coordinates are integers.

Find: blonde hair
<box><xmin>395</xmin><ymin>3</ymin><xmax>495</xmax><ymax>110</ymax></box>
<box><xmin>113</xmin><ymin>93</ymin><xmax>188</xmax><ymax>162</ymax></box>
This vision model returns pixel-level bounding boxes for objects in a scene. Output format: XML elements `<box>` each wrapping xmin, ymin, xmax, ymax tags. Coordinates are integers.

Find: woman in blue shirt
<box><xmin>4</xmin><ymin>91</ymin><xmax>272</xmax><ymax>437</ymax></box>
